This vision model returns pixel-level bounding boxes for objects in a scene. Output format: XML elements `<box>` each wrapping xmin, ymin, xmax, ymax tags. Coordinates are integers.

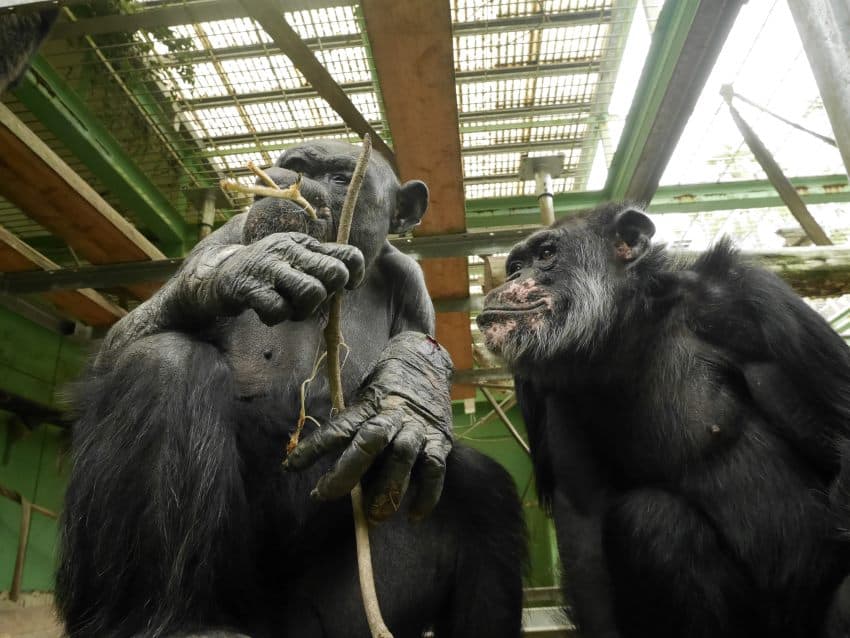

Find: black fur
<box><xmin>0</xmin><ymin>8</ymin><xmax>58</xmax><ymax>95</ymax></box>
<box><xmin>479</xmin><ymin>204</ymin><xmax>850</xmax><ymax>637</ymax></box>
<box><xmin>57</xmin><ymin>142</ymin><xmax>526</xmax><ymax>638</ymax></box>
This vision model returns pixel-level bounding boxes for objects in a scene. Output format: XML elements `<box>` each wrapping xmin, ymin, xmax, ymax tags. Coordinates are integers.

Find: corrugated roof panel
<box><xmin>539</xmin><ymin>23</ymin><xmax>609</xmax><ymax>62</ymax></box>
<box><xmin>459</xmin><ymin>79</ymin><xmax>531</xmax><ymax>112</ymax></box>
<box><xmin>285</xmin><ymin>6</ymin><xmax>360</xmax><ymax>39</ymax></box>
<box><xmin>464</xmin><ymin>151</ymin><xmax>523</xmax><ymax>177</ymax></box>
<box><xmin>315</xmin><ymin>46</ymin><xmax>372</xmax><ymax>84</ymax></box>
<box><xmin>455</xmin><ymin>32</ymin><xmax>532</xmax><ymax>72</ymax></box>
<box><xmin>193</xmin><ymin>106</ymin><xmax>250</xmax><ymax>137</ymax></box>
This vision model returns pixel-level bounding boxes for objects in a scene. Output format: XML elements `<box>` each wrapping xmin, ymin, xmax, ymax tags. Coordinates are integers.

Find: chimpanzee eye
<box><xmin>538</xmin><ymin>245</ymin><xmax>556</xmax><ymax>261</ymax></box>
<box><xmin>507</xmin><ymin>261</ymin><xmax>523</xmax><ymax>275</ymax></box>
<box><xmin>330</xmin><ymin>173</ymin><xmax>351</xmax><ymax>185</ymax></box>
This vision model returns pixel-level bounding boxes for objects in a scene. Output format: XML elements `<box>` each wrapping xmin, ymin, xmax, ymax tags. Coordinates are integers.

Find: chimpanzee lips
<box><xmin>477</xmin><ymin>298</ymin><xmax>550</xmax><ymax>325</ymax></box>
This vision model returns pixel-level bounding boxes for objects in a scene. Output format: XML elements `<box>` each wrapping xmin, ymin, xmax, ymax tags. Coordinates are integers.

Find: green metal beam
<box><xmin>467</xmin><ymin>174</ymin><xmax>850</xmax><ymax>228</ymax></box>
<box><xmin>604</xmin><ymin>0</ymin><xmax>744</xmax><ymax>203</ymax></box>
<box><xmin>13</xmin><ymin>56</ymin><xmax>188</xmax><ymax>254</ymax></box>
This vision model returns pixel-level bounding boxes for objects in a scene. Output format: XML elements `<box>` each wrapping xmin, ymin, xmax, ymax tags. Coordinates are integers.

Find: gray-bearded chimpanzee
<box><xmin>57</xmin><ymin>141</ymin><xmax>525</xmax><ymax>638</ymax></box>
<box><xmin>477</xmin><ymin>204</ymin><xmax>850</xmax><ymax>638</ymax></box>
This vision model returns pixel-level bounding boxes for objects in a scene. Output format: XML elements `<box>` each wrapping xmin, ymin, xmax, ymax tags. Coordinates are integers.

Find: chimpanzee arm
<box><xmin>98</xmin><ymin>213</ymin><xmax>364</xmax><ymax>362</ymax></box>
<box><xmin>690</xmin><ymin>243</ymin><xmax>850</xmax><ymax>489</ymax></box>
<box><xmin>286</xmin><ymin>245</ymin><xmax>454</xmax><ymax>522</ymax></box>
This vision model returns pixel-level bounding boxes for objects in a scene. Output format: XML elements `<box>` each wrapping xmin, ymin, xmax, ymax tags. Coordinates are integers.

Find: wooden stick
<box><xmin>220</xmin><ymin>178</ymin><xmax>318</xmax><ymax>220</ymax></box>
<box><xmin>247</xmin><ymin>160</ymin><xmax>280</xmax><ymax>189</ymax></box>
<box><xmin>322</xmin><ymin>134</ymin><xmax>392</xmax><ymax>638</ymax></box>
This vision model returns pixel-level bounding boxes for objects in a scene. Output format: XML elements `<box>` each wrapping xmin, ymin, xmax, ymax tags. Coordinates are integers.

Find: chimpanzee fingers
<box><xmin>279</xmin><ymin>241</ymin><xmax>352</xmax><ymax>293</ymax></box>
<box><xmin>364</xmin><ymin>423</ymin><xmax>424</xmax><ymax>523</ymax></box>
<box><xmin>409</xmin><ymin>432</ymin><xmax>452</xmax><ymax>522</ymax></box>
<box><xmin>242</xmin><ymin>284</ymin><xmax>293</xmax><ymax>325</ymax></box>
<box><xmin>264</xmin><ymin>261</ymin><xmax>327</xmax><ymax>321</ymax></box>
<box><xmin>310</xmin><ymin>408</ymin><xmax>406</xmax><ymax>502</ymax></box>
<box><xmin>312</xmin><ymin>243</ymin><xmax>366</xmax><ymax>290</ymax></box>
<box><xmin>284</xmin><ymin>402</ymin><xmax>374</xmax><ymax>472</ymax></box>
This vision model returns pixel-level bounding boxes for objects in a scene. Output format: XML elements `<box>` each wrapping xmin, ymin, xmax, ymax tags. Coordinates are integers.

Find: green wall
<box><xmin>0</xmin><ymin>416</ymin><xmax>67</xmax><ymax>592</ymax></box>
<box><xmin>454</xmin><ymin>399</ymin><xmax>560</xmax><ymax>588</ymax></box>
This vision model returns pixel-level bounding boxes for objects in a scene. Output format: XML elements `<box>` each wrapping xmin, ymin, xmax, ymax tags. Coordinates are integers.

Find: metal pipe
<box><xmin>480</xmin><ymin>387</ymin><xmax>531</xmax><ymax>455</ymax></box>
<box><xmin>199</xmin><ymin>189</ymin><xmax>216</xmax><ymax>239</ymax></box>
<box><xmin>536</xmin><ymin>172</ymin><xmax>556</xmax><ymax>227</ymax></box>
<box><xmin>722</xmin><ymin>88</ymin><xmax>832</xmax><ymax>246</ymax></box>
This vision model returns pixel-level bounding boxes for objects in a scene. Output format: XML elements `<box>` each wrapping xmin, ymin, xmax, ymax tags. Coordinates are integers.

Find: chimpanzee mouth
<box><xmin>482</xmin><ymin>298</ymin><xmax>549</xmax><ymax>314</ymax></box>
<box><xmin>477</xmin><ymin>298</ymin><xmax>550</xmax><ymax>326</ymax></box>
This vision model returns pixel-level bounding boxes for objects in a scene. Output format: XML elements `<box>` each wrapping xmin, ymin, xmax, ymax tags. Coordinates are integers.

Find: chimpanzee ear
<box><xmin>613</xmin><ymin>207</ymin><xmax>655</xmax><ymax>264</ymax></box>
<box><xmin>391</xmin><ymin>180</ymin><xmax>429</xmax><ymax>234</ymax></box>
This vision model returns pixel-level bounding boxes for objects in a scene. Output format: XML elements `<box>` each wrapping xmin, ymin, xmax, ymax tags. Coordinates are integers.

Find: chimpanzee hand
<box><xmin>177</xmin><ymin>232</ymin><xmax>365</xmax><ymax>325</ymax></box>
<box><xmin>284</xmin><ymin>331</ymin><xmax>454</xmax><ymax>523</ymax></box>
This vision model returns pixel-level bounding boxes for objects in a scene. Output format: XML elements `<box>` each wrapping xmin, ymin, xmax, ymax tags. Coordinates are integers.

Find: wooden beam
<box><xmin>363</xmin><ymin>0</ymin><xmax>472</xmax><ymax>397</ymax></box>
<box><xmin>0</xmin><ymin>103</ymin><xmax>164</xmax><ymax>299</ymax></box>
<box><xmin>0</xmin><ymin>226</ymin><xmax>125</xmax><ymax>327</ymax></box>
<box><xmin>362</xmin><ymin>0</ymin><xmax>465</xmax><ymax>234</ymax></box>
<box><xmin>249</xmin><ymin>0</ymin><xmax>395</xmax><ymax>167</ymax></box>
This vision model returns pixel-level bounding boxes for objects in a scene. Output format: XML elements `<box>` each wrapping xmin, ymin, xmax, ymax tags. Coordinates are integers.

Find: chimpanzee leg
<box><xmin>56</xmin><ymin>332</ymin><xmax>253</xmax><ymax>638</ymax></box>
<box><xmin>602</xmin><ymin>489</ymin><xmax>756</xmax><ymax>638</ymax></box>
<box><xmin>284</xmin><ymin>446</ymin><xmax>526</xmax><ymax>638</ymax></box>
<box><xmin>431</xmin><ymin>446</ymin><xmax>526</xmax><ymax>638</ymax></box>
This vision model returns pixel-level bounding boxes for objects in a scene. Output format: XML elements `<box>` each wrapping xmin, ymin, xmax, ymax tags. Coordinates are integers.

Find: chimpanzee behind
<box><xmin>57</xmin><ymin>141</ymin><xmax>525</xmax><ymax>638</ymax></box>
<box><xmin>478</xmin><ymin>204</ymin><xmax>850</xmax><ymax>638</ymax></box>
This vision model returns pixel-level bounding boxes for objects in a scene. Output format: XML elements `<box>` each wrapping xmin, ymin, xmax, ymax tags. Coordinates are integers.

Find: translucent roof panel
<box><xmin>455</xmin><ymin>32</ymin><xmax>533</xmax><ymax>73</ymax></box>
<box><xmin>221</xmin><ymin>55</ymin><xmax>305</xmax><ymax>92</ymax></box>
<box><xmin>660</xmin><ymin>0</ymin><xmax>846</xmax><ymax>185</ymax></box>
<box><xmin>539</xmin><ymin>24</ymin><xmax>609</xmax><ymax>63</ymax></box>
<box><xmin>464</xmin><ymin>152</ymin><xmax>525</xmax><ymax>178</ymax></box>
<box><xmin>191</xmin><ymin>106</ymin><xmax>250</xmax><ymax>138</ymax></box>
<box><xmin>452</xmin><ymin>0</ymin><xmax>612</xmax><ymax>22</ymax></box>
<box><xmin>314</xmin><ymin>47</ymin><xmax>373</xmax><ymax>85</ymax></box>
<box><xmin>459</xmin><ymin>79</ymin><xmax>533</xmax><ymax>113</ymax></box>
<box><xmin>285</xmin><ymin>6</ymin><xmax>360</xmax><ymax>39</ymax></box>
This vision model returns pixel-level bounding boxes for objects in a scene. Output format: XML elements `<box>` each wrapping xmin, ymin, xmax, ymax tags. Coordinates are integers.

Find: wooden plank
<box><xmin>0</xmin><ymin>103</ymin><xmax>165</xmax><ymax>299</ymax></box>
<box><xmin>435</xmin><ymin>312</ymin><xmax>475</xmax><ymax>400</ymax></box>
<box><xmin>420</xmin><ymin>258</ymin><xmax>470</xmax><ymax>300</ymax></box>
<box><xmin>0</xmin><ymin>226</ymin><xmax>125</xmax><ymax>327</ymax></box>
<box><xmin>363</xmin><ymin>0</ymin><xmax>472</xmax><ymax>397</ymax></box>
<box><xmin>362</xmin><ymin>0</ymin><xmax>465</xmax><ymax>236</ymax></box>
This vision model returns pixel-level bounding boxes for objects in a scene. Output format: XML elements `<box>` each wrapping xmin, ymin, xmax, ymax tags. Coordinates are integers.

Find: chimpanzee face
<box><xmin>242</xmin><ymin>140</ymin><xmax>428</xmax><ymax>269</ymax></box>
<box><xmin>477</xmin><ymin>205</ymin><xmax>655</xmax><ymax>367</ymax></box>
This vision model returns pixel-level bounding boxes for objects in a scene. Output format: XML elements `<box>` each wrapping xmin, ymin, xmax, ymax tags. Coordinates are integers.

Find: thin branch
<box><xmin>247</xmin><ymin>160</ymin><xmax>282</xmax><ymax>188</ymax></box>
<box><xmin>322</xmin><ymin>134</ymin><xmax>392</xmax><ymax>638</ymax></box>
<box><xmin>220</xmin><ymin>178</ymin><xmax>318</xmax><ymax>220</ymax></box>
<box><xmin>288</xmin><ymin>351</ymin><xmax>328</xmax><ymax>454</ymax></box>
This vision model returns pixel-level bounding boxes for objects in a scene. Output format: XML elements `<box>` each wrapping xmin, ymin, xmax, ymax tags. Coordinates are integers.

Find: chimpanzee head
<box><xmin>242</xmin><ymin>140</ymin><xmax>429</xmax><ymax>268</ymax></box>
<box><xmin>476</xmin><ymin>204</ymin><xmax>656</xmax><ymax>368</ymax></box>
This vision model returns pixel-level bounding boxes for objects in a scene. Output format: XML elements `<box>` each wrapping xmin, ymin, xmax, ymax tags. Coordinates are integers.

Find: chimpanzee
<box><xmin>57</xmin><ymin>140</ymin><xmax>525</xmax><ymax>638</ymax></box>
<box><xmin>477</xmin><ymin>203</ymin><xmax>850</xmax><ymax>638</ymax></box>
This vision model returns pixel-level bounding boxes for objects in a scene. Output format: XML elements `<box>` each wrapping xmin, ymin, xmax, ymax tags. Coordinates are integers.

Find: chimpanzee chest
<box><xmin>220</xmin><ymin>280</ymin><xmax>395</xmax><ymax>429</ymax></box>
<box><xmin>578</xmin><ymin>345</ymin><xmax>751</xmax><ymax>483</ymax></box>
